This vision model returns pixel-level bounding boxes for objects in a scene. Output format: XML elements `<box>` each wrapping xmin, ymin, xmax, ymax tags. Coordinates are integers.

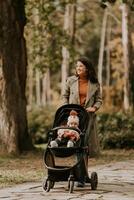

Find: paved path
<box><xmin>0</xmin><ymin>160</ymin><xmax>134</xmax><ymax>200</ymax></box>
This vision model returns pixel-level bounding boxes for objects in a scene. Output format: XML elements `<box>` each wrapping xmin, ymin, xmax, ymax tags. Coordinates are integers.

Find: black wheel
<box><xmin>68</xmin><ymin>180</ymin><xmax>74</xmax><ymax>193</ymax></box>
<box><xmin>91</xmin><ymin>172</ymin><xmax>98</xmax><ymax>190</ymax></box>
<box><xmin>42</xmin><ymin>179</ymin><xmax>51</xmax><ymax>192</ymax></box>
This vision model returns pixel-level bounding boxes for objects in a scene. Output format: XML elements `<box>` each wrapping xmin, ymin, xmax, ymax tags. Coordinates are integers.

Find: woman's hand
<box><xmin>86</xmin><ymin>106</ymin><xmax>96</xmax><ymax>113</ymax></box>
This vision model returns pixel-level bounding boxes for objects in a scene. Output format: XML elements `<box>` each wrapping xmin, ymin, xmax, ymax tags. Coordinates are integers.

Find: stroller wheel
<box><xmin>68</xmin><ymin>180</ymin><xmax>74</xmax><ymax>193</ymax></box>
<box><xmin>43</xmin><ymin>179</ymin><xmax>52</xmax><ymax>192</ymax></box>
<box><xmin>91</xmin><ymin>172</ymin><xmax>98</xmax><ymax>190</ymax></box>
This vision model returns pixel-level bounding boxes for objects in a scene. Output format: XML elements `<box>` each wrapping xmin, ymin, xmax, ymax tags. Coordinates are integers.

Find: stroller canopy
<box><xmin>52</xmin><ymin>104</ymin><xmax>89</xmax><ymax>132</ymax></box>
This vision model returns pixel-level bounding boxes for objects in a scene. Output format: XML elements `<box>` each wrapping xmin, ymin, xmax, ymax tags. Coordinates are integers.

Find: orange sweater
<box><xmin>79</xmin><ymin>78</ymin><xmax>88</xmax><ymax>106</ymax></box>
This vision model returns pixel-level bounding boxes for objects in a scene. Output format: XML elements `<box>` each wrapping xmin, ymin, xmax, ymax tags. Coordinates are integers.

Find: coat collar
<box><xmin>88</xmin><ymin>81</ymin><xmax>98</xmax><ymax>98</ymax></box>
<box><xmin>72</xmin><ymin>76</ymin><xmax>98</xmax><ymax>103</ymax></box>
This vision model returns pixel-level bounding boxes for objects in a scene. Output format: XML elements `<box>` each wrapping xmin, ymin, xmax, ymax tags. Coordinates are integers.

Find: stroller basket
<box><xmin>47</xmin><ymin>166</ymin><xmax>74</xmax><ymax>182</ymax></box>
<box><xmin>48</xmin><ymin>146</ymin><xmax>87</xmax><ymax>157</ymax></box>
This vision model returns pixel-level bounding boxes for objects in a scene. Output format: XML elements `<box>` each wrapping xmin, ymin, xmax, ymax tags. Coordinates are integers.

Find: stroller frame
<box><xmin>43</xmin><ymin>104</ymin><xmax>98</xmax><ymax>193</ymax></box>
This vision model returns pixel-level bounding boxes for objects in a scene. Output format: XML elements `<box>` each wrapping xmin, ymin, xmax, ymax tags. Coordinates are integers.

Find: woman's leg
<box><xmin>85</xmin><ymin>113</ymin><xmax>100</xmax><ymax>157</ymax></box>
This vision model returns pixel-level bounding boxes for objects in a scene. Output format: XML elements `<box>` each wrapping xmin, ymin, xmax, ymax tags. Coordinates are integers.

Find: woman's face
<box><xmin>76</xmin><ymin>61</ymin><xmax>87</xmax><ymax>76</ymax></box>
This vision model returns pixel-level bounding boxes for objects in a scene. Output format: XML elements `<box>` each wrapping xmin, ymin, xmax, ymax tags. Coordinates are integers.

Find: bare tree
<box><xmin>35</xmin><ymin>69</ymin><xmax>41</xmax><ymax>106</ymax></box>
<box><xmin>61</xmin><ymin>1</ymin><xmax>76</xmax><ymax>95</ymax></box>
<box><xmin>120</xmin><ymin>3</ymin><xmax>130</xmax><ymax>112</ymax></box>
<box><xmin>42</xmin><ymin>69</ymin><xmax>51</xmax><ymax>105</ymax></box>
<box><xmin>27</xmin><ymin>63</ymin><xmax>34</xmax><ymax>107</ymax></box>
<box><xmin>98</xmin><ymin>8</ymin><xmax>108</xmax><ymax>86</ymax></box>
<box><xmin>105</xmin><ymin>14</ymin><xmax>112</xmax><ymax>108</ymax></box>
<box><xmin>106</xmin><ymin>16</ymin><xmax>112</xmax><ymax>87</ymax></box>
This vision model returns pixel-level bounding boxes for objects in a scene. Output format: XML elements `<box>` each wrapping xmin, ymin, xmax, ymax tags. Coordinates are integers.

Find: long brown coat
<box><xmin>62</xmin><ymin>75</ymin><xmax>102</xmax><ymax>157</ymax></box>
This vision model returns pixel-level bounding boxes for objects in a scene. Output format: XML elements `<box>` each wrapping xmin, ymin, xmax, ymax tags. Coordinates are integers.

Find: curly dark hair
<box><xmin>77</xmin><ymin>57</ymin><xmax>98</xmax><ymax>83</ymax></box>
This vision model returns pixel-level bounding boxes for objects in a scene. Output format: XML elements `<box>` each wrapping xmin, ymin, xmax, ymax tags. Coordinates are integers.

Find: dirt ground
<box><xmin>0</xmin><ymin>159</ymin><xmax>134</xmax><ymax>200</ymax></box>
<box><xmin>0</xmin><ymin>149</ymin><xmax>134</xmax><ymax>188</ymax></box>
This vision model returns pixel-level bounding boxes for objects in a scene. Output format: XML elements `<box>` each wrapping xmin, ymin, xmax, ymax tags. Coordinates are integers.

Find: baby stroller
<box><xmin>43</xmin><ymin>104</ymin><xmax>98</xmax><ymax>193</ymax></box>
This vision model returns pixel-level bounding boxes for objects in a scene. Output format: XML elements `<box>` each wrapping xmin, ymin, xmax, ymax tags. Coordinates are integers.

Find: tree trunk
<box><xmin>0</xmin><ymin>0</ymin><xmax>33</xmax><ymax>154</ymax></box>
<box><xmin>42</xmin><ymin>69</ymin><xmax>51</xmax><ymax>105</ymax></box>
<box><xmin>128</xmin><ymin>12</ymin><xmax>134</xmax><ymax>111</ymax></box>
<box><xmin>121</xmin><ymin>3</ymin><xmax>130</xmax><ymax>112</ymax></box>
<box><xmin>61</xmin><ymin>1</ymin><xmax>76</xmax><ymax>95</ymax></box>
<box><xmin>106</xmin><ymin>16</ymin><xmax>111</xmax><ymax>87</ymax></box>
<box><xmin>61</xmin><ymin>46</ymin><xmax>69</xmax><ymax>95</ymax></box>
<box><xmin>35</xmin><ymin>69</ymin><xmax>41</xmax><ymax>106</ymax></box>
<box><xmin>98</xmin><ymin>8</ymin><xmax>108</xmax><ymax>86</ymax></box>
<box><xmin>42</xmin><ymin>72</ymin><xmax>47</xmax><ymax>106</ymax></box>
<box><xmin>27</xmin><ymin>63</ymin><xmax>34</xmax><ymax>108</ymax></box>
<box><xmin>105</xmin><ymin>15</ymin><xmax>112</xmax><ymax>109</ymax></box>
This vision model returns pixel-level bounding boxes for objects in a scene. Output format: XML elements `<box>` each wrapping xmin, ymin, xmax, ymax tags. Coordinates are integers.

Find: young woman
<box><xmin>62</xmin><ymin>57</ymin><xmax>102</xmax><ymax>187</ymax></box>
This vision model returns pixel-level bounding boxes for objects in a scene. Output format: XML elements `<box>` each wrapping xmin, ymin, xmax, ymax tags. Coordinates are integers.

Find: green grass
<box><xmin>0</xmin><ymin>150</ymin><xmax>45</xmax><ymax>188</ymax></box>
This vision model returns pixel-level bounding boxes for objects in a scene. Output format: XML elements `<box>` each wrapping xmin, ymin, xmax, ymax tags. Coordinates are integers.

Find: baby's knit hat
<box><xmin>67</xmin><ymin>110</ymin><xmax>79</xmax><ymax>126</ymax></box>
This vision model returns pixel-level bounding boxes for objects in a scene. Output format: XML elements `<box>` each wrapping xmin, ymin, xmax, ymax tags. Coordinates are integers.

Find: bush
<box><xmin>27</xmin><ymin>105</ymin><xmax>56</xmax><ymax>144</ymax></box>
<box><xmin>97</xmin><ymin>112</ymin><xmax>134</xmax><ymax>149</ymax></box>
<box><xmin>28</xmin><ymin>107</ymin><xmax>134</xmax><ymax>149</ymax></box>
